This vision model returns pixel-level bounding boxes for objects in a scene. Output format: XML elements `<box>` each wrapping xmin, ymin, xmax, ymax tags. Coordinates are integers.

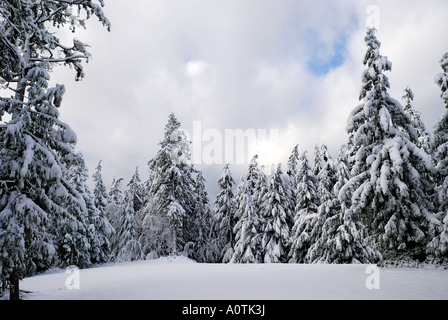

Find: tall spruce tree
<box><xmin>0</xmin><ymin>0</ymin><xmax>109</xmax><ymax>299</ymax></box>
<box><xmin>344</xmin><ymin>28</ymin><xmax>434</xmax><ymax>262</ymax></box>
<box><xmin>142</xmin><ymin>113</ymin><xmax>197</xmax><ymax>257</ymax></box>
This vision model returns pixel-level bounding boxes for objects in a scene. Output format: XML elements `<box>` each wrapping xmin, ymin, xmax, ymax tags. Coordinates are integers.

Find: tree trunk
<box><xmin>9</xmin><ymin>269</ymin><xmax>20</xmax><ymax>300</ymax></box>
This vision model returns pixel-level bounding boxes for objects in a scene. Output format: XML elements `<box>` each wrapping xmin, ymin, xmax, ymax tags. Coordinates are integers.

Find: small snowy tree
<box><xmin>288</xmin><ymin>152</ymin><xmax>320</xmax><ymax>263</ymax></box>
<box><xmin>261</xmin><ymin>164</ymin><xmax>292</xmax><ymax>263</ymax></box>
<box><xmin>232</xmin><ymin>155</ymin><xmax>261</xmax><ymax>256</ymax></box>
<box><xmin>286</xmin><ymin>145</ymin><xmax>300</xmax><ymax>209</ymax></box>
<box><xmin>211</xmin><ymin>164</ymin><xmax>237</xmax><ymax>263</ymax></box>
<box><xmin>93</xmin><ymin>161</ymin><xmax>109</xmax><ymax>219</ymax></box>
<box><xmin>231</xmin><ymin>188</ymin><xmax>262</xmax><ymax>263</ymax></box>
<box><xmin>191</xmin><ymin>171</ymin><xmax>212</xmax><ymax>262</ymax></box>
<box><xmin>306</xmin><ymin>145</ymin><xmax>338</xmax><ymax>263</ymax></box>
<box><xmin>115</xmin><ymin>182</ymin><xmax>144</xmax><ymax>262</ymax></box>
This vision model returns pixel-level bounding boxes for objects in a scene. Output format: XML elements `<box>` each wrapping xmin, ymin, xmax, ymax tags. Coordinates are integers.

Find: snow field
<box><xmin>20</xmin><ymin>256</ymin><xmax>448</xmax><ymax>300</ymax></box>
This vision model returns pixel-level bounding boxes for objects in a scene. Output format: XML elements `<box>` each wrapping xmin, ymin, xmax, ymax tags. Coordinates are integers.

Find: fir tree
<box><xmin>286</xmin><ymin>145</ymin><xmax>300</xmax><ymax>210</ymax></box>
<box><xmin>261</xmin><ymin>164</ymin><xmax>292</xmax><ymax>263</ymax></box>
<box><xmin>211</xmin><ymin>164</ymin><xmax>236</xmax><ymax>263</ymax></box>
<box><xmin>288</xmin><ymin>152</ymin><xmax>320</xmax><ymax>263</ymax></box>
<box><xmin>0</xmin><ymin>0</ymin><xmax>109</xmax><ymax>299</ymax></box>
<box><xmin>344</xmin><ymin>28</ymin><xmax>434</xmax><ymax>262</ymax></box>
<box><xmin>115</xmin><ymin>183</ymin><xmax>144</xmax><ymax>262</ymax></box>
<box><xmin>231</xmin><ymin>184</ymin><xmax>262</xmax><ymax>263</ymax></box>
<box><xmin>93</xmin><ymin>161</ymin><xmax>109</xmax><ymax>219</ymax></box>
<box><xmin>232</xmin><ymin>155</ymin><xmax>261</xmax><ymax>254</ymax></box>
<box><xmin>428</xmin><ymin>52</ymin><xmax>448</xmax><ymax>260</ymax></box>
<box><xmin>192</xmin><ymin>171</ymin><xmax>212</xmax><ymax>262</ymax></box>
<box><xmin>106</xmin><ymin>177</ymin><xmax>124</xmax><ymax>257</ymax></box>
<box><xmin>141</xmin><ymin>113</ymin><xmax>197</xmax><ymax>257</ymax></box>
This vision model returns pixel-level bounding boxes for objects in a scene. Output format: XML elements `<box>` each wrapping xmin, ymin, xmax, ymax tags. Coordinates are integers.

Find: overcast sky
<box><xmin>51</xmin><ymin>0</ymin><xmax>448</xmax><ymax>200</ymax></box>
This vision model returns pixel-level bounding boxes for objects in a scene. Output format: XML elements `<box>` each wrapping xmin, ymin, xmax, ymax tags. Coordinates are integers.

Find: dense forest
<box><xmin>1</xmin><ymin>0</ymin><xmax>447</xmax><ymax>301</ymax></box>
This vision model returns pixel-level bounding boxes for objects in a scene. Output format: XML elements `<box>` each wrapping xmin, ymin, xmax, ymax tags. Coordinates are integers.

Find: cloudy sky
<box><xmin>51</xmin><ymin>0</ymin><xmax>448</xmax><ymax>199</ymax></box>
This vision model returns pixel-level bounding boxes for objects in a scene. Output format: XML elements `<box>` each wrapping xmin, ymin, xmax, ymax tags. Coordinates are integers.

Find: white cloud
<box><xmin>50</xmin><ymin>0</ymin><xmax>448</xmax><ymax>198</ymax></box>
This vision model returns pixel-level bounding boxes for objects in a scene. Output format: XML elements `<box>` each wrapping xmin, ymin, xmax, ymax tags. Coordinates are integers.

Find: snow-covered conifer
<box><xmin>212</xmin><ymin>164</ymin><xmax>237</xmax><ymax>263</ymax></box>
<box><xmin>93</xmin><ymin>161</ymin><xmax>109</xmax><ymax>218</ymax></box>
<box><xmin>140</xmin><ymin>114</ymin><xmax>197</xmax><ymax>258</ymax></box>
<box><xmin>191</xmin><ymin>171</ymin><xmax>212</xmax><ymax>262</ymax></box>
<box><xmin>0</xmin><ymin>0</ymin><xmax>110</xmax><ymax>298</ymax></box>
<box><xmin>428</xmin><ymin>52</ymin><xmax>448</xmax><ymax>260</ymax></box>
<box><xmin>261</xmin><ymin>164</ymin><xmax>292</xmax><ymax>263</ymax></box>
<box><xmin>288</xmin><ymin>152</ymin><xmax>320</xmax><ymax>263</ymax></box>
<box><xmin>344</xmin><ymin>28</ymin><xmax>434</xmax><ymax>261</ymax></box>
<box><xmin>115</xmin><ymin>178</ymin><xmax>144</xmax><ymax>262</ymax></box>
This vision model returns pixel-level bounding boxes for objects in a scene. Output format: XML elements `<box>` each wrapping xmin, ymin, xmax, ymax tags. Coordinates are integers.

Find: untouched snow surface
<box><xmin>19</xmin><ymin>256</ymin><xmax>448</xmax><ymax>300</ymax></box>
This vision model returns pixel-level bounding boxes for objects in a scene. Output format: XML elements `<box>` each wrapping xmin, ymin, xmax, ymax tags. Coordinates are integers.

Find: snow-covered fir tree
<box><xmin>428</xmin><ymin>52</ymin><xmax>448</xmax><ymax>260</ymax></box>
<box><xmin>307</xmin><ymin>145</ymin><xmax>382</xmax><ymax>263</ymax></box>
<box><xmin>141</xmin><ymin>113</ymin><xmax>198</xmax><ymax>258</ymax></box>
<box><xmin>211</xmin><ymin>164</ymin><xmax>237</xmax><ymax>263</ymax></box>
<box><xmin>261</xmin><ymin>164</ymin><xmax>292</xmax><ymax>263</ymax></box>
<box><xmin>191</xmin><ymin>171</ymin><xmax>212</xmax><ymax>262</ymax></box>
<box><xmin>286</xmin><ymin>145</ymin><xmax>300</xmax><ymax>210</ymax></box>
<box><xmin>93</xmin><ymin>161</ymin><xmax>109</xmax><ymax>221</ymax></box>
<box><xmin>344</xmin><ymin>28</ymin><xmax>435</xmax><ymax>262</ymax></box>
<box><xmin>232</xmin><ymin>155</ymin><xmax>261</xmax><ymax>251</ymax></box>
<box><xmin>115</xmin><ymin>182</ymin><xmax>144</xmax><ymax>262</ymax></box>
<box><xmin>106</xmin><ymin>177</ymin><xmax>124</xmax><ymax>257</ymax></box>
<box><xmin>231</xmin><ymin>183</ymin><xmax>262</xmax><ymax>263</ymax></box>
<box><xmin>0</xmin><ymin>0</ymin><xmax>109</xmax><ymax>299</ymax></box>
<box><xmin>306</xmin><ymin>145</ymin><xmax>338</xmax><ymax>263</ymax></box>
<box><xmin>288</xmin><ymin>152</ymin><xmax>320</xmax><ymax>263</ymax></box>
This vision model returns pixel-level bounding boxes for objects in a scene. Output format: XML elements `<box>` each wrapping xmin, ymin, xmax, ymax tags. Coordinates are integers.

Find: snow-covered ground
<box><xmin>18</xmin><ymin>256</ymin><xmax>448</xmax><ymax>300</ymax></box>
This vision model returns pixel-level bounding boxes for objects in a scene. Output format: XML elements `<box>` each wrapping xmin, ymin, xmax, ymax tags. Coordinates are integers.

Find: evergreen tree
<box><xmin>344</xmin><ymin>28</ymin><xmax>434</xmax><ymax>261</ymax></box>
<box><xmin>106</xmin><ymin>177</ymin><xmax>124</xmax><ymax>257</ymax></box>
<box><xmin>232</xmin><ymin>155</ymin><xmax>260</xmax><ymax>254</ymax></box>
<box><xmin>286</xmin><ymin>145</ymin><xmax>300</xmax><ymax>210</ymax></box>
<box><xmin>128</xmin><ymin>167</ymin><xmax>144</xmax><ymax>214</ymax></box>
<box><xmin>192</xmin><ymin>171</ymin><xmax>212</xmax><ymax>262</ymax></box>
<box><xmin>231</xmin><ymin>183</ymin><xmax>262</xmax><ymax>263</ymax></box>
<box><xmin>306</xmin><ymin>145</ymin><xmax>337</xmax><ymax>262</ymax></box>
<box><xmin>261</xmin><ymin>164</ymin><xmax>292</xmax><ymax>263</ymax></box>
<box><xmin>60</xmin><ymin>152</ymin><xmax>95</xmax><ymax>269</ymax></box>
<box><xmin>211</xmin><ymin>164</ymin><xmax>236</xmax><ymax>263</ymax></box>
<box><xmin>93</xmin><ymin>160</ymin><xmax>109</xmax><ymax>219</ymax></box>
<box><xmin>141</xmin><ymin>113</ymin><xmax>197</xmax><ymax>257</ymax></box>
<box><xmin>288</xmin><ymin>152</ymin><xmax>320</xmax><ymax>263</ymax></box>
<box><xmin>0</xmin><ymin>0</ymin><xmax>109</xmax><ymax>299</ymax></box>
<box><xmin>428</xmin><ymin>52</ymin><xmax>448</xmax><ymax>260</ymax></box>
<box><xmin>115</xmin><ymin>183</ymin><xmax>144</xmax><ymax>262</ymax></box>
